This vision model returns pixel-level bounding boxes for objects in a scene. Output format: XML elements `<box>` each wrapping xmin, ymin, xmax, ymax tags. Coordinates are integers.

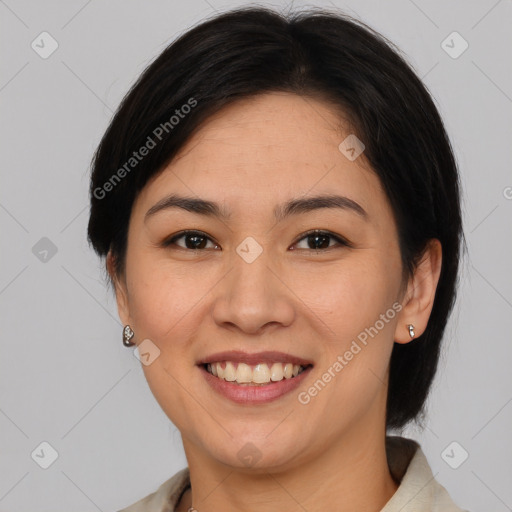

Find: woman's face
<box><xmin>113</xmin><ymin>92</ymin><xmax>413</xmax><ymax>470</ymax></box>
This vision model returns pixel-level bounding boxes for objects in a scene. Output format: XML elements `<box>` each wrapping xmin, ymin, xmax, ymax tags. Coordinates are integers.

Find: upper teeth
<box><xmin>207</xmin><ymin>362</ymin><xmax>305</xmax><ymax>384</ymax></box>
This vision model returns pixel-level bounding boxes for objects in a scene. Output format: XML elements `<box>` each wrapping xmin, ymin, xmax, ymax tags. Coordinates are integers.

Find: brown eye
<box><xmin>162</xmin><ymin>229</ymin><xmax>350</xmax><ymax>252</ymax></box>
<box><xmin>163</xmin><ymin>230</ymin><xmax>218</xmax><ymax>250</ymax></box>
<box><xmin>292</xmin><ymin>230</ymin><xmax>351</xmax><ymax>251</ymax></box>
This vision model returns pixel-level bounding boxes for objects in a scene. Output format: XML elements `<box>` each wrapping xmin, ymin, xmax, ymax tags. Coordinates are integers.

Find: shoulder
<box><xmin>116</xmin><ymin>467</ymin><xmax>190</xmax><ymax>512</ymax></box>
<box><xmin>382</xmin><ymin>436</ymin><xmax>470</xmax><ymax>512</ymax></box>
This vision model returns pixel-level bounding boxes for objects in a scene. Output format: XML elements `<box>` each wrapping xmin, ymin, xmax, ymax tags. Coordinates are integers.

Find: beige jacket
<box><xmin>117</xmin><ymin>436</ymin><xmax>468</xmax><ymax>512</ymax></box>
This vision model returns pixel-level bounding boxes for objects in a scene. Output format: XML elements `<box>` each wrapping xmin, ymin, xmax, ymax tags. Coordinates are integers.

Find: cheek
<box><xmin>124</xmin><ymin>252</ymin><xmax>199</xmax><ymax>345</ymax></box>
<box><xmin>125</xmin><ymin>257</ymin><xmax>205</xmax><ymax>426</ymax></box>
<box><xmin>298</xmin><ymin>271</ymin><xmax>396</xmax><ymax>434</ymax></box>
<box><xmin>300</xmin><ymin>259</ymin><xmax>397</xmax><ymax>391</ymax></box>
<box><xmin>293</xmin><ymin>258</ymin><xmax>396</xmax><ymax>339</ymax></box>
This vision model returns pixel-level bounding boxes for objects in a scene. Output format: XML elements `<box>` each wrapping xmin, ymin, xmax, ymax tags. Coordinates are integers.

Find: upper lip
<box><xmin>197</xmin><ymin>350</ymin><xmax>314</xmax><ymax>367</ymax></box>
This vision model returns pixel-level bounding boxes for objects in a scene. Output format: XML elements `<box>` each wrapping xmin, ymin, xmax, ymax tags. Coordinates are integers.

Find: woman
<box><xmin>87</xmin><ymin>6</ymin><xmax>468</xmax><ymax>511</ymax></box>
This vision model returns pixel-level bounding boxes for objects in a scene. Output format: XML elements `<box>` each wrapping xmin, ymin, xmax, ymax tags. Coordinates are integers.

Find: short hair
<box><xmin>87</xmin><ymin>6</ymin><xmax>465</xmax><ymax>430</ymax></box>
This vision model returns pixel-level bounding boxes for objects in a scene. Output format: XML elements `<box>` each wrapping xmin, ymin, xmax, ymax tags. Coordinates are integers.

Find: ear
<box><xmin>394</xmin><ymin>238</ymin><xmax>442</xmax><ymax>344</ymax></box>
<box><xmin>107</xmin><ymin>250</ymin><xmax>131</xmax><ymax>327</ymax></box>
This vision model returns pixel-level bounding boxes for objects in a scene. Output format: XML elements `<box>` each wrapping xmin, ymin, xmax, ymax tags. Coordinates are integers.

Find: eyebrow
<box><xmin>144</xmin><ymin>193</ymin><xmax>368</xmax><ymax>223</ymax></box>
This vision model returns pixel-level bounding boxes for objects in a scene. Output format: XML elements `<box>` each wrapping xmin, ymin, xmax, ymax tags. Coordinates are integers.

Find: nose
<box><xmin>211</xmin><ymin>246</ymin><xmax>295</xmax><ymax>335</ymax></box>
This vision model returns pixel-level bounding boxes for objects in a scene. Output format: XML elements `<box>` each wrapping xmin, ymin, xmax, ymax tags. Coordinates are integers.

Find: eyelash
<box><xmin>162</xmin><ymin>229</ymin><xmax>352</xmax><ymax>252</ymax></box>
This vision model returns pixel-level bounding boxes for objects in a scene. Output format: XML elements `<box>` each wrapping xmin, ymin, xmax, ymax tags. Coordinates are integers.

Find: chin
<box><xmin>206</xmin><ymin>435</ymin><xmax>305</xmax><ymax>473</ymax></box>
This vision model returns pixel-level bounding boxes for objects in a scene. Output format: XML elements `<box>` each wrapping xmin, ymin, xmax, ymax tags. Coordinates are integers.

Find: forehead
<box><xmin>135</xmin><ymin>92</ymin><xmax>388</xmax><ymax>224</ymax></box>
<box><xmin>172</xmin><ymin>92</ymin><xmax>358</xmax><ymax>174</ymax></box>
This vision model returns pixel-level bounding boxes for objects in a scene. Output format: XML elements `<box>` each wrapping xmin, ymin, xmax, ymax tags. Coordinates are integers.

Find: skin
<box><xmin>108</xmin><ymin>92</ymin><xmax>442</xmax><ymax>512</ymax></box>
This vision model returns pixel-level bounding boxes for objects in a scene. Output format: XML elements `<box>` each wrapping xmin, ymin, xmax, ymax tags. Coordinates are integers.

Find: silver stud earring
<box><xmin>407</xmin><ymin>324</ymin><xmax>415</xmax><ymax>339</ymax></box>
<box><xmin>123</xmin><ymin>325</ymin><xmax>135</xmax><ymax>347</ymax></box>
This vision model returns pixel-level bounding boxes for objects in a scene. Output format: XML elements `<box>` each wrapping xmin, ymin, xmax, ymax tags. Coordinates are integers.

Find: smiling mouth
<box><xmin>203</xmin><ymin>361</ymin><xmax>312</xmax><ymax>386</ymax></box>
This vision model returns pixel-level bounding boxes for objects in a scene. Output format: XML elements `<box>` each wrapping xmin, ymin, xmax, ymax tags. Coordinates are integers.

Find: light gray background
<box><xmin>1</xmin><ymin>0</ymin><xmax>511</xmax><ymax>510</ymax></box>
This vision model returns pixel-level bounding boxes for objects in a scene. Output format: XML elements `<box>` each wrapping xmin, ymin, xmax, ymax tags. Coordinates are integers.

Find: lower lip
<box><xmin>199</xmin><ymin>365</ymin><xmax>313</xmax><ymax>404</ymax></box>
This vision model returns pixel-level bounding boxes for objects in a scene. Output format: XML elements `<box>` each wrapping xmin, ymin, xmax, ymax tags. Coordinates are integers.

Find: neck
<box><xmin>178</xmin><ymin>418</ymin><xmax>398</xmax><ymax>512</ymax></box>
